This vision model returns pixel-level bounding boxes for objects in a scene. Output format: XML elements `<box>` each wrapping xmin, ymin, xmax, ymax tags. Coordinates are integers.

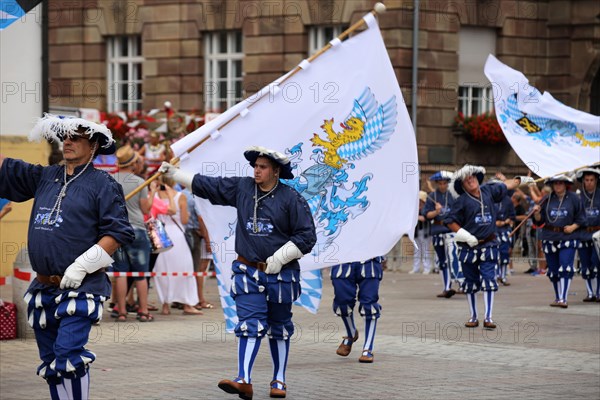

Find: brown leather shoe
<box><xmin>464</xmin><ymin>319</ymin><xmax>479</xmax><ymax>328</ymax></box>
<box><xmin>336</xmin><ymin>330</ymin><xmax>359</xmax><ymax>356</ymax></box>
<box><xmin>358</xmin><ymin>350</ymin><xmax>374</xmax><ymax>363</ymax></box>
<box><xmin>583</xmin><ymin>296</ymin><xmax>597</xmax><ymax>302</ymax></box>
<box><xmin>558</xmin><ymin>301</ymin><xmax>568</xmax><ymax>308</ymax></box>
<box><xmin>218</xmin><ymin>378</ymin><xmax>253</xmax><ymax>400</ymax></box>
<box><xmin>269</xmin><ymin>380</ymin><xmax>287</xmax><ymax>398</ymax></box>
<box><xmin>550</xmin><ymin>301</ymin><xmax>561</xmax><ymax>307</ymax></box>
<box><xmin>483</xmin><ymin>320</ymin><xmax>496</xmax><ymax>329</ymax></box>
<box><xmin>436</xmin><ymin>289</ymin><xmax>456</xmax><ymax>298</ymax></box>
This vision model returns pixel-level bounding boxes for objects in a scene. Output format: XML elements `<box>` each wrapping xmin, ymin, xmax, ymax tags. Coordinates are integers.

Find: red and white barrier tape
<box><xmin>1</xmin><ymin>268</ymin><xmax>217</xmax><ymax>284</ymax></box>
<box><xmin>106</xmin><ymin>271</ymin><xmax>217</xmax><ymax>277</ymax></box>
<box><xmin>0</xmin><ymin>268</ymin><xmax>31</xmax><ymax>285</ymax></box>
<box><xmin>0</xmin><ymin>276</ymin><xmax>12</xmax><ymax>286</ymax></box>
<box><xmin>14</xmin><ymin>268</ymin><xmax>33</xmax><ymax>282</ymax></box>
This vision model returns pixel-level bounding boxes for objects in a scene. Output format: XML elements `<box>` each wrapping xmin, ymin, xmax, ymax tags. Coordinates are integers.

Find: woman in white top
<box><xmin>153</xmin><ymin>177</ymin><xmax>202</xmax><ymax>315</ymax></box>
<box><xmin>138</xmin><ymin>131</ymin><xmax>166</xmax><ymax>177</ymax></box>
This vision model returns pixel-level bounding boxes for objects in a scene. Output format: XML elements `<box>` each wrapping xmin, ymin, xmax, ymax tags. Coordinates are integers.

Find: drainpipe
<box><xmin>411</xmin><ymin>0</ymin><xmax>419</xmax><ymax>134</ymax></box>
<box><xmin>42</xmin><ymin>0</ymin><xmax>48</xmax><ymax>113</ymax></box>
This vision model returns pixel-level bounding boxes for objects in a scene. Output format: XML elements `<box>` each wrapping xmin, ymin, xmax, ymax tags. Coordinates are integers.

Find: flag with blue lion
<box><xmin>171</xmin><ymin>15</ymin><xmax>419</xmax><ymax>331</ymax></box>
<box><xmin>485</xmin><ymin>54</ymin><xmax>600</xmax><ymax>178</ymax></box>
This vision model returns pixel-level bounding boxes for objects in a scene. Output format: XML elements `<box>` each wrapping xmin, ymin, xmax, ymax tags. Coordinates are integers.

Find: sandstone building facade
<box><xmin>45</xmin><ymin>0</ymin><xmax>600</xmax><ymax>171</ymax></box>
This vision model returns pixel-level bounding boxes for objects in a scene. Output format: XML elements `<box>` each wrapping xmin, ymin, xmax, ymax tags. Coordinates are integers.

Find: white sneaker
<box><xmin>409</xmin><ymin>270</ymin><xmax>419</xmax><ymax>274</ymax></box>
<box><xmin>422</xmin><ymin>270</ymin><xmax>431</xmax><ymax>275</ymax></box>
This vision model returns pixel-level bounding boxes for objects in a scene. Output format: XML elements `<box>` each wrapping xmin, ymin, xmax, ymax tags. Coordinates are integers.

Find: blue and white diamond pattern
<box><xmin>293</xmin><ymin>269</ymin><xmax>323</xmax><ymax>314</ymax></box>
<box><xmin>337</xmin><ymin>87</ymin><xmax>397</xmax><ymax>162</ymax></box>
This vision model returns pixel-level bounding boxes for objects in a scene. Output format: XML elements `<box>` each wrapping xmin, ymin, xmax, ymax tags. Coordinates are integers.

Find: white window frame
<box><xmin>107</xmin><ymin>36</ymin><xmax>143</xmax><ymax>113</ymax></box>
<box><xmin>204</xmin><ymin>31</ymin><xmax>244</xmax><ymax>113</ymax></box>
<box><xmin>458</xmin><ymin>85</ymin><xmax>494</xmax><ymax>117</ymax></box>
<box><xmin>308</xmin><ymin>25</ymin><xmax>346</xmax><ymax>55</ymax></box>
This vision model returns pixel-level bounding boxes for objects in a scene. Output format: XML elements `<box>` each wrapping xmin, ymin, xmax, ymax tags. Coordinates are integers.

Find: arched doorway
<box><xmin>591</xmin><ymin>68</ymin><xmax>600</xmax><ymax>116</ymax></box>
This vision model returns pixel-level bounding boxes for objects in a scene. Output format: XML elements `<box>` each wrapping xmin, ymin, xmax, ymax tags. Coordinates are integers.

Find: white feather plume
<box><xmin>29</xmin><ymin>113</ymin><xmax>114</xmax><ymax>150</ymax></box>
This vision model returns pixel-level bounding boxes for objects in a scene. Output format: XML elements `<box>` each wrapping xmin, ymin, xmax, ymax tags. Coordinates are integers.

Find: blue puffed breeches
<box><xmin>330</xmin><ymin>258</ymin><xmax>383</xmax><ymax>320</ymax></box>
<box><xmin>230</xmin><ymin>261</ymin><xmax>301</xmax><ymax>340</ymax></box>
<box><xmin>24</xmin><ymin>289</ymin><xmax>105</xmax><ymax>384</ymax></box>
<box><xmin>457</xmin><ymin>245</ymin><xmax>499</xmax><ymax>293</ymax></box>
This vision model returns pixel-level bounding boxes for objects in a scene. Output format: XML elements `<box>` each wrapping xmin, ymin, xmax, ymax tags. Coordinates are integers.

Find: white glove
<box><xmin>592</xmin><ymin>230</ymin><xmax>600</xmax><ymax>242</ymax></box>
<box><xmin>60</xmin><ymin>244</ymin><xmax>114</xmax><ymax>290</ymax></box>
<box><xmin>516</xmin><ymin>176</ymin><xmax>535</xmax><ymax>185</ymax></box>
<box><xmin>265</xmin><ymin>241</ymin><xmax>304</xmax><ymax>274</ymax></box>
<box><xmin>454</xmin><ymin>228</ymin><xmax>479</xmax><ymax>248</ymax></box>
<box><xmin>158</xmin><ymin>162</ymin><xmax>195</xmax><ymax>188</ymax></box>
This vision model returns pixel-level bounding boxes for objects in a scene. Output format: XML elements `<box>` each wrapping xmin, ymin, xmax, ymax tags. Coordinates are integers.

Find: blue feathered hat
<box><xmin>29</xmin><ymin>113</ymin><xmax>116</xmax><ymax>155</ymax></box>
<box><xmin>244</xmin><ymin>146</ymin><xmax>294</xmax><ymax>179</ymax></box>
<box><xmin>429</xmin><ymin>170</ymin><xmax>453</xmax><ymax>181</ymax></box>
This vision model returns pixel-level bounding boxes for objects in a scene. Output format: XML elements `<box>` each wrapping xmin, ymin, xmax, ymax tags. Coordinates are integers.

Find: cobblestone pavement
<box><xmin>1</xmin><ymin>262</ymin><xmax>599</xmax><ymax>400</ymax></box>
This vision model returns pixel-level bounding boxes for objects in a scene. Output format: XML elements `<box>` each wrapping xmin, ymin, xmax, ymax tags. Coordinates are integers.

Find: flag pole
<box><xmin>528</xmin><ymin>162</ymin><xmax>600</xmax><ymax>185</ymax></box>
<box><xmin>125</xmin><ymin>3</ymin><xmax>388</xmax><ymax>201</ymax></box>
<box><xmin>508</xmin><ymin>162</ymin><xmax>600</xmax><ymax>238</ymax></box>
<box><xmin>507</xmin><ymin>208</ymin><xmax>536</xmax><ymax>239</ymax></box>
<box><xmin>508</xmin><ymin>195</ymin><xmax>550</xmax><ymax>238</ymax></box>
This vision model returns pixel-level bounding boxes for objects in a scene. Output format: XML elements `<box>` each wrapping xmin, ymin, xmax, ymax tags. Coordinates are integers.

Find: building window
<box><xmin>107</xmin><ymin>36</ymin><xmax>143</xmax><ymax>113</ymax></box>
<box><xmin>458</xmin><ymin>85</ymin><xmax>494</xmax><ymax>116</ymax></box>
<box><xmin>204</xmin><ymin>31</ymin><xmax>243</xmax><ymax>113</ymax></box>
<box><xmin>308</xmin><ymin>25</ymin><xmax>347</xmax><ymax>55</ymax></box>
<box><xmin>458</xmin><ymin>27</ymin><xmax>496</xmax><ymax>116</ymax></box>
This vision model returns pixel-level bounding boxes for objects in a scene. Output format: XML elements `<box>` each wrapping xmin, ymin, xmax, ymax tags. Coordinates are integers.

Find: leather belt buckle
<box><xmin>478</xmin><ymin>233</ymin><xmax>496</xmax><ymax>245</ymax></box>
<box><xmin>256</xmin><ymin>262</ymin><xmax>267</xmax><ymax>272</ymax></box>
<box><xmin>49</xmin><ymin>275</ymin><xmax>62</xmax><ymax>286</ymax></box>
<box><xmin>236</xmin><ymin>256</ymin><xmax>267</xmax><ymax>272</ymax></box>
<box><xmin>36</xmin><ymin>273</ymin><xmax>63</xmax><ymax>287</ymax></box>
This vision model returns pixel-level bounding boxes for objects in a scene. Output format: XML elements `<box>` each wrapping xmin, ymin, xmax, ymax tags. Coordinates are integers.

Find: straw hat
<box><xmin>116</xmin><ymin>145</ymin><xmax>140</xmax><ymax>168</ymax></box>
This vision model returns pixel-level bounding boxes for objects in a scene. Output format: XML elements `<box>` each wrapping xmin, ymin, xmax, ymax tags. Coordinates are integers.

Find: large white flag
<box><xmin>172</xmin><ymin>14</ymin><xmax>419</xmax><ymax>328</ymax></box>
<box><xmin>484</xmin><ymin>54</ymin><xmax>600</xmax><ymax>178</ymax></box>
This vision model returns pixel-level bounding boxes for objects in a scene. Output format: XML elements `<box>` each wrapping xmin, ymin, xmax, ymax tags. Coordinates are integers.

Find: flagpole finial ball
<box><xmin>374</xmin><ymin>2</ymin><xmax>387</xmax><ymax>14</ymax></box>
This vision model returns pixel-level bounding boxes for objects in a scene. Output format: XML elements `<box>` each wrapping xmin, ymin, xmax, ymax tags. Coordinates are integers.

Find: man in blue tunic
<box><xmin>533</xmin><ymin>175</ymin><xmax>585</xmax><ymax>308</ymax></box>
<box><xmin>160</xmin><ymin>146</ymin><xmax>316</xmax><ymax>400</ymax></box>
<box><xmin>424</xmin><ymin>171</ymin><xmax>461</xmax><ymax>297</ymax></box>
<box><xmin>492</xmin><ymin>181</ymin><xmax>516</xmax><ymax>286</ymax></box>
<box><xmin>330</xmin><ymin>256</ymin><xmax>385</xmax><ymax>363</ymax></box>
<box><xmin>444</xmin><ymin>165</ymin><xmax>524</xmax><ymax>329</ymax></box>
<box><xmin>575</xmin><ymin>167</ymin><xmax>600</xmax><ymax>302</ymax></box>
<box><xmin>0</xmin><ymin>114</ymin><xmax>134</xmax><ymax>400</ymax></box>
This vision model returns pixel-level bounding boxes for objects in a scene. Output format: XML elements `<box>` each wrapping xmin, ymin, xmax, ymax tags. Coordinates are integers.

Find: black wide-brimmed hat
<box><xmin>29</xmin><ymin>113</ymin><xmax>116</xmax><ymax>155</ymax></box>
<box><xmin>450</xmin><ymin>164</ymin><xmax>486</xmax><ymax>196</ymax></box>
<box><xmin>575</xmin><ymin>167</ymin><xmax>600</xmax><ymax>182</ymax></box>
<box><xmin>544</xmin><ymin>174</ymin><xmax>574</xmax><ymax>185</ymax></box>
<box><xmin>244</xmin><ymin>146</ymin><xmax>294</xmax><ymax>179</ymax></box>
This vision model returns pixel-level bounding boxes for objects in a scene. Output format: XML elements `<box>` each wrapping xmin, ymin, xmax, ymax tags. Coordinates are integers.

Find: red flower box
<box><xmin>454</xmin><ymin>112</ymin><xmax>507</xmax><ymax>145</ymax></box>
